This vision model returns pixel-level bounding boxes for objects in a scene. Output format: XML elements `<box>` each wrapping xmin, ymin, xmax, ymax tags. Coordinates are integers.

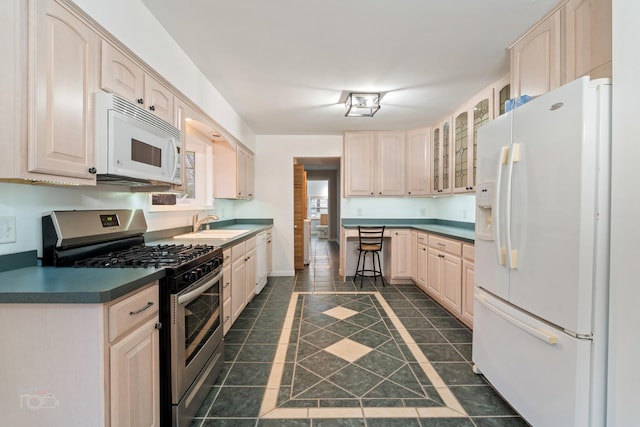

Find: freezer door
<box><xmin>475</xmin><ymin>113</ymin><xmax>511</xmax><ymax>300</ymax></box>
<box><xmin>508</xmin><ymin>77</ymin><xmax>599</xmax><ymax>334</ymax></box>
<box><xmin>472</xmin><ymin>288</ymin><xmax>592</xmax><ymax>427</ymax></box>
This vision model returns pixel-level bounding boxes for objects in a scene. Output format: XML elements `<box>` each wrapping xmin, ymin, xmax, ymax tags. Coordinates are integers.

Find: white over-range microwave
<box><xmin>95</xmin><ymin>92</ymin><xmax>182</xmax><ymax>187</ymax></box>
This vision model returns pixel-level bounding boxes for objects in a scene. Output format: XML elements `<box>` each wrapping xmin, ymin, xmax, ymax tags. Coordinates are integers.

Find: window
<box><xmin>150</xmin><ymin>127</ymin><xmax>213</xmax><ymax>211</ymax></box>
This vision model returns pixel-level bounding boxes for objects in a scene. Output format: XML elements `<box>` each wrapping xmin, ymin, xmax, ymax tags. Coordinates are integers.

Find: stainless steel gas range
<box><xmin>42</xmin><ymin>209</ymin><xmax>224</xmax><ymax>427</ymax></box>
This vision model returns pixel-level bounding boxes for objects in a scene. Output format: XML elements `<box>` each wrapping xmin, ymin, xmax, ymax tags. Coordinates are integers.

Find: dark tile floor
<box><xmin>190</xmin><ymin>238</ymin><xmax>529</xmax><ymax>427</ymax></box>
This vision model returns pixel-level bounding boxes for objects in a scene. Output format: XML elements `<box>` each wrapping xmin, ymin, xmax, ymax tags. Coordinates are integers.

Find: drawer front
<box><xmin>223</xmin><ymin>298</ymin><xmax>232</xmax><ymax>336</ymax></box>
<box><xmin>232</xmin><ymin>241</ymin><xmax>246</xmax><ymax>262</ymax></box>
<box><xmin>109</xmin><ymin>283</ymin><xmax>159</xmax><ymax>342</ymax></box>
<box><xmin>245</xmin><ymin>236</ymin><xmax>257</xmax><ymax>251</ymax></box>
<box><xmin>222</xmin><ymin>265</ymin><xmax>231</xmax><ymax>302</ymax></box>
<box><xmin>463</xmin><ymin>244</ymin><xmax>475</xmax><ymax>261</ymax></box>
<box><xmin>416</xmin><ymin>232</ymin><xmax>428</xmax><ymax>244</ymax></box>
<box><xmin>223</xmin><ymin>248</ymin><xmax>232</xmax><ymax>265</ymax></box>
<box><xmin>428</xmin><ymin>235</ymin><xmax>462</xmax><ymax>257</ymax></box>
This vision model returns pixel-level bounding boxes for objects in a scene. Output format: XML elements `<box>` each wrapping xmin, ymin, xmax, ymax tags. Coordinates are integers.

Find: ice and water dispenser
<box><xmin>475</xmin><ymin>181</ymin><xmax>495</xmax><ymax>241</ymax></box>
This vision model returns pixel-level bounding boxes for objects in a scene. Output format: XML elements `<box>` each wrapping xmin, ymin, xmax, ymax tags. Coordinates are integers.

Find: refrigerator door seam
<box><xmin>563</xmin><ymin>330</ymin><xmax>593</xmax><ymax>340</ymax></box>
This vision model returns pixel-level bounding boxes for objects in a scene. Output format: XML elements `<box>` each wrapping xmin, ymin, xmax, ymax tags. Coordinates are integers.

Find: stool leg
<box><xmin>360</xmin><ymin>251</ymin><xmax>367</xmax><ymax>288</ymax></box>
<box><xmin>353</xmin><ymin>249</ymin><xmax>363</xmax><ymax>283</ymax></box>
<box><xmin>376</xmin><ymin>252</ymin><xmax>384</xmax><ymax>287</ymax></box>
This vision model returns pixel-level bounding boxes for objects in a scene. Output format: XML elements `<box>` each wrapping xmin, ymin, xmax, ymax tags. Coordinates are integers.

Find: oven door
<box><xmin>171</xmin><ymin>268</ymin><xmax>223</xmax><ymax>402</ymax></box>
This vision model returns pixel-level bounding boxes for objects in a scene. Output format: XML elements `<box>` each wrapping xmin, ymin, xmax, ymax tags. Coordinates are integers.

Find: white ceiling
<box><xmin>140</xmin><ymin>0</ymin><xmax>559</xmax><ymax>135</ymax></box>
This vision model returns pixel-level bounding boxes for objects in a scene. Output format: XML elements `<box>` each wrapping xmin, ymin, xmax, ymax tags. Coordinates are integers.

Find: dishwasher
<box><xmin>256</xmin><ymin>231</ymin><xmax>268</xmax><ymax>294</ymax></box>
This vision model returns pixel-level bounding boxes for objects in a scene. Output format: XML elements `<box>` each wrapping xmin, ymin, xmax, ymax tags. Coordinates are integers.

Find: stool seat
<box><xmin>353</xmin><ymin>225</ymin><xmax>385</xmax><ymax>288</ymax></box>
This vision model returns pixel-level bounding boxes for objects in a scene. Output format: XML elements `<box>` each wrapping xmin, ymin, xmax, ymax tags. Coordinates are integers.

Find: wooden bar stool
<box><xmin>353</xmin><ymin>225</ymin><xmax>385</xmax><ymax>288</ymax></box>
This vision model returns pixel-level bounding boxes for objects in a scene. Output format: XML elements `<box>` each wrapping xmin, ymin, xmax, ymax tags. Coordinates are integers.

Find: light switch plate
<box><xmin>0</xmin><ymin>216</ymin><xmax>16</xmax><ymax>243</ymax></box>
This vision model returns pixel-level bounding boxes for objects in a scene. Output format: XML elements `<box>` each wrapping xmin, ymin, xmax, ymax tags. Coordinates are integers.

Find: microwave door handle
<box><xmin>170</xmin><ymin>137</ymin><xmax>180</xmax><ymax>181</ymax></box>
<box><xmin>177</xmin><ymin>270</ymin><xmax>223</xmax><ymax>306</ymax></box>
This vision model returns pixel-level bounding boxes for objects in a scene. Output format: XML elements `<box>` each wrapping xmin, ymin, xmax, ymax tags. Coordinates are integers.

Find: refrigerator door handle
<box><xmin>476</xmin><ymin>293</ymin><xmax>558</xmax><ymax>345</ymax></box>
<box><xmin>505</xmin><ymin>143</ymin><xmax>520</xmax><ymax>269</ymax></box>
<box><xmin>495</xmin><ymin>146</ymin><xmax>509</xmax><ymax>266</ymax></box>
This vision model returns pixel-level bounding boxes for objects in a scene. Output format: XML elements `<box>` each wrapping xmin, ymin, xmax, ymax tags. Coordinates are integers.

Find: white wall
<box><xmin>608</xmin><ymin>1</ymin><xmax>639</xmax><ymax>424</ymax></box>
<box><xmin>307</xmin><ymin>180</ymin><xmax>328</xmax><ymax>198</ymax></box>
<box><xmin>71</xmin><ymin>0</ymin><xmax>256</xmax><ymax>150</ymax></box>
<box><xmin>234</xmin><ymin>135</ymin><xmax>343</xmax><ymax>275</ymax></box>
<box><xmin>0</xmin><ymin>183</ymin><xmax>219</xmax><ymax>256</ymax></box>
<box><xmin>341</xmin><ymin>195</ymin><xmax>476</xmax><ymax>223</ymax></box>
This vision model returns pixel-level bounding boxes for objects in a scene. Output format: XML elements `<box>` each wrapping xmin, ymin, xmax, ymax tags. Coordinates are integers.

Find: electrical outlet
<box><xmin>0</xmin><ymin>216</ymin><xmax>16</xmax><ymax>244</ymax></box>
<box><xmin>463</xmin><ymin>209</ymin><xmax>468</xmax><ymax>219</ymax></box>
<box><xmin>356</xmin><ymin>208</ymin><xmax>362</xmax><ymax>216</ymax></box>
<box><xmin>420</xmin><ymin>208</ymin><xmax>427</xmax><ymax>216</ymax></box>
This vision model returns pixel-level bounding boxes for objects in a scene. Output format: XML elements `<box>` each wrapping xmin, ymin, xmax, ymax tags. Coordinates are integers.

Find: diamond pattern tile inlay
<box><xmin>261</xmin><ymin>292</ymin><xmax>469</xmax><ymax>421</ymax></box>
<box><xmin>322</xmin><ymin>306</ymin><xmax>359</xmax><ymax>320</ymax></box>
<box><xmin>324</xmin><ymin>338</ymin><xmax>373</xmax><ymax>363</ymax></box>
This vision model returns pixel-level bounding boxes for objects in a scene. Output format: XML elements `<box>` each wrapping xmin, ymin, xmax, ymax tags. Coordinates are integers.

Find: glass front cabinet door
<box><xmin>432</xmin><ymin>117</ymin><xmax>453</xmax><ymax>195</ymax></box>
<box><xmin>453</xmin><ymin>89</ymin><xmax>493</xmax><ymax>193</ymax></box>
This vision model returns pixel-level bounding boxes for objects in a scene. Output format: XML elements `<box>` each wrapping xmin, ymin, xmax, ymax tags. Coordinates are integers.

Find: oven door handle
<box><xmin>177</xmin><ymin>270</ymin><xmax>223</xmax><ymax>306</ymax></box>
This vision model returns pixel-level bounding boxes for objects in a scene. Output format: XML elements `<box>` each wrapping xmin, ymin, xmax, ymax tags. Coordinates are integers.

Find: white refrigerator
<box><xmin>473</xmin><ymin>77</ymin><xmax>611</xmax><ymax>427</ymax></box>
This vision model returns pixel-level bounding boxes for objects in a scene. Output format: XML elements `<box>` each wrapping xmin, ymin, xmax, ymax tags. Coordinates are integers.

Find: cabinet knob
<box><xmin>149</xmin><ymin>105</ymin><xmax>156</xmax><ymax>111</ymax></box>
<box><xmin>88</xmin><ymin>167</ymin><xmax>97</xmax><ymax>174</ymax></box>
<box><xmin>137</xmin><ymin>98</ymin><xmax>144</xmax><ymax>104</ymax></box>
<box><xmin>370</xmin><ymin>192</ymin><xmax>374</xmax><ymax>195</ymax></box>
<box><xmin>155</xmin><ymin>322</ymin><xmax>162</xmax><ymax>330</ymax></box>
<box><xmin>408</xmin><ymin>192</ymin><xmax>411</xmax><ymax>195</ymax></box>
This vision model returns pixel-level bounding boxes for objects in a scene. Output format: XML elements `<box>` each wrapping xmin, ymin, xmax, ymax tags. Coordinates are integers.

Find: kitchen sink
<box><xmin>173</xmin><ymin>229</ymin><xmax>251</xmax><ymax>239</ymax></box>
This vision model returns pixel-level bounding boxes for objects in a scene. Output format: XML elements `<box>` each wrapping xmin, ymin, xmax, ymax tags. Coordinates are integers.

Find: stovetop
<box><xmin>72</xmin><ymin>243</ymin><xmax>217</xmax><ymax>269</ymax></box>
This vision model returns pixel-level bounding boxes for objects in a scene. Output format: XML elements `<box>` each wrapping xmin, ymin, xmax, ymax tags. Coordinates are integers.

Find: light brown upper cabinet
<box><xmin>453</xmin><ymin>88</ymin><xmax>494</xmax><ymax>194</ymax></box>
<box><xmin>213</xmin><ymin>142</ymin><xmax>255</xmax><ymax>200</ymax></box>
<box><xmin>431</xmin><ymin>117</ymin><xmax>453</xmax><ymax>195</ymax></box>
<box><xmin>101</xmin><ymin>41</ymin><xmax>175</xmax><ymax>125</ymax></box>
<box><xmin>511</xmin><ymin>0</ymin><xmax>611</xmax><ymax>98</ymax></box>
<box><xmin>510</xmin><ymin>8</ymin><xmax>562</xmax><ymax>98</ymax></box>
<box><xmin>0</xmin><ymin>0</ymin><xmax>98</xmax><ymax>184</ymax></box>
<box><xmin>564</xmin><ymin>0</ymin><xmax>612</xmax><ymax>81</ymax></box>
<box><xmin>344</xmin><ymin>132</ymin><xmax>405</xmax><ymax>197</ymax></box>
<box><xmin>405</xmin><ymin>127</ymin><xmax>431</xmax><ymax>197</ymax></box>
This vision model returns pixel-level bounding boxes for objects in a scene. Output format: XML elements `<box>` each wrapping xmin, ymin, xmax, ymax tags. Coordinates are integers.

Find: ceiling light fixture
<box><xmin>345</xmin><ymin>93</ymin><xmax>380</xmax><ymax>117</ymax></box>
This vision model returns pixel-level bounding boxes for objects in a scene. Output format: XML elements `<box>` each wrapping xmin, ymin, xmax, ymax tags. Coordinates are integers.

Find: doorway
<box><xmin>293</xmin><ymin>157</ymin><xmax>340</xmax><ymax>270</ymax></box>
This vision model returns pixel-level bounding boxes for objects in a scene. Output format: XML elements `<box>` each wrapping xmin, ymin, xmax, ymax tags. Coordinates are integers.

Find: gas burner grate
<box><xmin>73</xmin><ymin>243</ymin><xmax>216</xmax><ymax>268</ymax></box>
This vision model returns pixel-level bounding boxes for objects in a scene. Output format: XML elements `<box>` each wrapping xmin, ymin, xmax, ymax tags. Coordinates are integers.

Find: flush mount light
<box><xmin>345</xmin><ymin>93</ymin><xmax>380</xmax><ymax>117</ymax></box>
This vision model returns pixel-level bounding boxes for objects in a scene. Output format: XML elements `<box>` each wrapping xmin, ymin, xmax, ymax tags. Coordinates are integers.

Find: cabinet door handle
<box><xmin>137</xmin><ymin>98</ymin><xmax>144</xmax><ymax>104</ymax></box>
<box><xmin>130</xmin><ymin>301</ymin><xmax>154</xmax><ymax>315</ymax></box>
<box><xmin>155</xmin><ymin>322</ymin><xmax>162</xmax><ymax>330</ymax></box>
<box><xmin>149</xmin><ymin>105</ymin><xmax>156</xmax><ymax>111</ymax></box>
<box><xmin>88</xmin><ymin>167</ymin><xmax>97</xmax><ymax>174</ymax></box>
<box><xmin>223</xmin><ymin>281</ymin><xmax>230</xmax><ymax>288</ymax></box>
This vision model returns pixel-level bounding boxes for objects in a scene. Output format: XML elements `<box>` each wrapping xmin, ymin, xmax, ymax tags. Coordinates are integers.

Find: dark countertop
<box><xmin>0</xmin><ymin>266</ymin><xmax>165</xmax><ymax>304</ymax></box>
<box><xmin>341</xmin><ymin>218</ymin><xmax>475</xmax><ymax>243</ymax></box>
<box><xmin>0</xmin><ymin>219</ymin><xmax>273</xmax><ymax>304</ymax></box>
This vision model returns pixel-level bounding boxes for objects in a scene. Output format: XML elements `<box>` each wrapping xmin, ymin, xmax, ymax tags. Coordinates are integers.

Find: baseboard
<box><xmin>268</xmin><ymin>270</ymin><xmax>296</xmax><ymax>277</ymax></box>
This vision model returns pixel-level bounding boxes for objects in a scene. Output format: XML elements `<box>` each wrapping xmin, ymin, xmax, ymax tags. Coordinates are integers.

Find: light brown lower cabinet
<box><xmin>0</xmin><ymin>281</ymin><xmax>160</xmax><ymax>426</ymax></box>
<box><xmin>415</xmin><ymin>234</ymin><xmax>474</xmax><ymax>328</ymax></box>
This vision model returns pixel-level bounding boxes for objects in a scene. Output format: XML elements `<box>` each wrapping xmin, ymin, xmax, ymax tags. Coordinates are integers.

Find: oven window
<box><xmin>131</xmin><ymin>138</ymin><xmax>162</xmax><ymax>167</ymax></box>
<box><xmin>184</xmin><ymin>282</ymin><xmax>220</xmax><ymax>365</ymax></box>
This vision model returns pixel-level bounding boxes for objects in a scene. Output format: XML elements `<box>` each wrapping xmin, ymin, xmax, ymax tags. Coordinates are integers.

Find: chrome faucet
<box><xmin>192</xmin><ymin>213</ymin><xmax>219</xmax><ymax>232</ymax></box>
